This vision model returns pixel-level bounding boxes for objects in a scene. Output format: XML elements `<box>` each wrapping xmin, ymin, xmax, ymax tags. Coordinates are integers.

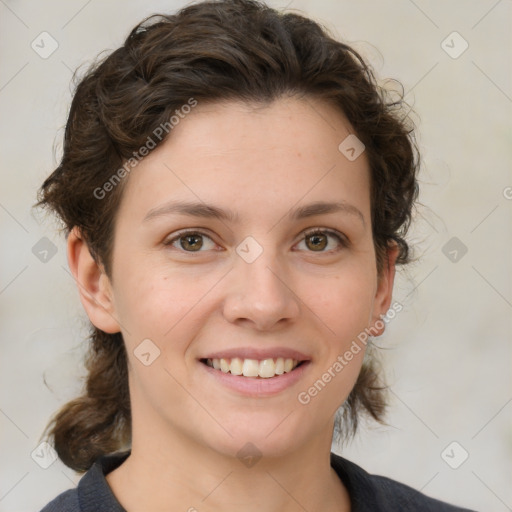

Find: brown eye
<box><xmin>306</xmin><ymin>232</ymin><xmax>328</xmax><ymax>251</ymax></box>
<box><xmin>298</xmin><ymin>229</ymin><xmax>347</xmax><ymax>253</ymax></box>
<box><xmin>165</xmin><ymin>230</ymin><xmax>216</xmax><ymax>252</ymax></box>
<box><xmin>179</xmin><ymin>233</ymin><xmax>204</xmax><ymax>251</ymax></box>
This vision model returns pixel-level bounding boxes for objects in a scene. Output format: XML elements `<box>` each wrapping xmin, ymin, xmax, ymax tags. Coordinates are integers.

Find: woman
<box><xmin>37</xmin><ymin>0</ymin><xmax>475</xmax><ymax>510</ymax></box>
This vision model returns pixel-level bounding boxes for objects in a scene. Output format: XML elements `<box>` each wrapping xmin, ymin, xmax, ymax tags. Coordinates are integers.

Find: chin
<box><xmin>194</xmin><ymin>409</ymin><xmax>317</xmax><ymax>461</ymax></box>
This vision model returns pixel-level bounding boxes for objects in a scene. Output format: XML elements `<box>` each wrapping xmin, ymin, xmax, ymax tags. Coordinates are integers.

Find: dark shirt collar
<box><xmin>78</xmin><ymin>451</ymin><xmax>130</xmax><ymax>512</ymax></box>
<box><xmin>76</xmin><ymin>450</ymin><xmax>412</xmax><ymax>512</ymax></box>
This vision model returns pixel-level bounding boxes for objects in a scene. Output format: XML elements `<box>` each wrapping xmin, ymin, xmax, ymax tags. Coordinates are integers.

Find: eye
<box><xmin>296</xmin><ymin>228</ymin><xmax>348</xmax><ymax>253</ymax></box>
<box><xmin>164</xmin><ymin>230</ymin><xmax>217</xmax><ymax>252</ymax></box>
<box><xmin>164</xmin><ymin>228</ymin><xmax>348</xmax><ymax>254</ymax></box>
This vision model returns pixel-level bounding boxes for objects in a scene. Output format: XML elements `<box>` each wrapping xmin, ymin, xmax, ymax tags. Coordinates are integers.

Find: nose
<box><xmin>222</xmin><ymin>247</ymin><xmax>301</xmax><ymax>331</ymax></box>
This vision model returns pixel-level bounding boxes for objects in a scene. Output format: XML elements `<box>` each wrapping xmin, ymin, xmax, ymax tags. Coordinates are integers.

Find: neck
<box><xmin>106</xmin><ymin>414</ymin><xmax>351</xmax><ymax>512</ymax></box>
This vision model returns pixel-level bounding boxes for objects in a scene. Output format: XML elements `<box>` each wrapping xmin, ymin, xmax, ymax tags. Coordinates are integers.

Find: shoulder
<box><xmin>38</xmin><ymin>451</ymin><xmax>130</xmax><ymax>512</ymax></box>
<box><xmin>39</xmin><ymin>489</ymin><xmax>79</xmax><ymax>512</ymax></box>
<box><xmin>366</xmin><ymin>473</ymin><xmax>475</xmax><ymax>511</ymax></box>
<box><xmin>330</xmin><ymin>452</ymin><xmax>477</xmax><ymax>512</ymax></box>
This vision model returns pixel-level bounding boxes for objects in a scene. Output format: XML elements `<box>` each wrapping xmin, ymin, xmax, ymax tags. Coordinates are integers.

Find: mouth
<box><xmin>200</xmin><ymin>357</ymin><xmax>306</xmax><ymax>379</ymax></box>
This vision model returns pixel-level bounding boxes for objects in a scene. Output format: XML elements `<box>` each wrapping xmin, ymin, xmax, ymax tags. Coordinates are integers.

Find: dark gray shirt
<box><xmin>40</xmin><ymin>451</ymin><xmax>476</xmax><ymax>511</ymax></box>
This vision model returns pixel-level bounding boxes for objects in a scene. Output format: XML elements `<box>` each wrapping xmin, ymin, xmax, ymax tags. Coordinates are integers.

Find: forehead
<box><xmin>116</xmin><ymin>96</ymin><xmax>371</xmax><ymax>225</ymax></box>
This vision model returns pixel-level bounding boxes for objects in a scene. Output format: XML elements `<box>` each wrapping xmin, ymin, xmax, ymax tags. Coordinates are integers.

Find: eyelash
<box><xmin>163</xmin><ymin>228</ymin><xmax>348</xmax><ymax>254</ymax></box>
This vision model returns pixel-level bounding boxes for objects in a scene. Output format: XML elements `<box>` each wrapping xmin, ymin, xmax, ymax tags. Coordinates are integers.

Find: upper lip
<box><xmin>201</xmin><ymin>347</ymin><xmax>311</xmax><ymax>361</ymax></box>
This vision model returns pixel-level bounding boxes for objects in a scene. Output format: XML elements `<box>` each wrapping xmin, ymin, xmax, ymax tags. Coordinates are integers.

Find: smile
<box><xmin>201</xmin><ymin>357</ymin><xmax>302</xmax><ymax>378</ymax></box>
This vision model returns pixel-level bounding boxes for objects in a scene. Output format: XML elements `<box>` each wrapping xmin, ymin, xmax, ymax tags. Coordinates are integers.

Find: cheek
<box><xmin>304</xmin><ymin>269</ymin><xmax>376</xmax><ymax>339</ymax></box>
<box><xmin>113</xmin><ymin>266</ymin><xmax>220</xmax><ymax>352</ymax></box>
<box><xmin>295</xmin><ymin>276</ymin><xmax>372</xmax><ymax>416</ymax></box>
<box><xmin>297</xmin><ymin>266</ymin><xmax>375</xmax><ymax>399</ymax></box>
<box><xmin>116</xmin><ymin>269</ymin><xmax>208</xmax><ymax>414</ymax></box>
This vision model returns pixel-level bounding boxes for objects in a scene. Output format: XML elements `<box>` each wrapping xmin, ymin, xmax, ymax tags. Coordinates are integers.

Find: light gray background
<box><xmin>1</xmin><ymin>0</ymin><xmax>511</xmax><ymax>511</ymax></box>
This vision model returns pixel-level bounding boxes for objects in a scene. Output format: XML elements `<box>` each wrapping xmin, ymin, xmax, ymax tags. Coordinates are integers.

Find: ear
<box><xmin>369</xmin><ymin>243</ymin><xmax>399</xmax><ymax>337</ymax></box>
<box><xmin>67</xmin><ymin>227</ymin><xmax>121</xmax><ymax>334</ymax></box>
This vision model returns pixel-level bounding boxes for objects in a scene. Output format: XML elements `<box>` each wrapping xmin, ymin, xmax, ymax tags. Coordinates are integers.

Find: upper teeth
<box><xmin>205</xmin><ymin>357</ymin><xmax>300</xmax><ymax>378</ymax></box>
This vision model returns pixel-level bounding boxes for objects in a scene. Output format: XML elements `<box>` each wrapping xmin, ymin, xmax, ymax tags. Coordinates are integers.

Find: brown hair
<box><xmin>37</xmin><ymin>0</ymin><xmax>419</xmax><ymax>472</ymax></box>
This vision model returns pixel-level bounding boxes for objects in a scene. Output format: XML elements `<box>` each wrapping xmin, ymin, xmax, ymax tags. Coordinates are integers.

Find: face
<box><xmin>87</xmin><ymin>96</ymin><xmax>396</xmax><ymax>460</ymax></box>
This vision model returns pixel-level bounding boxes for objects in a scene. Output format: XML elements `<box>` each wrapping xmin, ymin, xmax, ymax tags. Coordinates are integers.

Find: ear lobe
<box><xmin>369</xmin><ymin>243</ymin><xmax>400</xmax><ymax>337</ymax></box>
<box><xmin>67</xmin><ymin>227</ymin><xmax>121</xmax><ymax>334</ymax></box>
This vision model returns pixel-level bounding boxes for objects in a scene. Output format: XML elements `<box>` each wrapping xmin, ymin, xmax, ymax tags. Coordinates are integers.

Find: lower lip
<box><xmin>199</xmin><ymin>360</ymin><xmax>311</xmax><ymax>397</ymax></box>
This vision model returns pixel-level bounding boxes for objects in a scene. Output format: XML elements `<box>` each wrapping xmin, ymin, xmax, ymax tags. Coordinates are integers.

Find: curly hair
<box><xmin>37</xmin><ymin>0</ymin><xmax>419</xmax><ymax>473</ymax></box>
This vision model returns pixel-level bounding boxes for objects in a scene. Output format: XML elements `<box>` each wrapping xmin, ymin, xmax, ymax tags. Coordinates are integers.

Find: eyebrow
<box><xmin>143</xmin><ymin>200</ymin><xmax>365</xmax><ymax>227</ymax></box>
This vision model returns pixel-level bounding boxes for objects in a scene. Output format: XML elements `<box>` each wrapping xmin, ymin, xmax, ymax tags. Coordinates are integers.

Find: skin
<box><xmin>68</xmin><ymin>96</ymin><xmax>398</xmax><ymax>512</ymax></box>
